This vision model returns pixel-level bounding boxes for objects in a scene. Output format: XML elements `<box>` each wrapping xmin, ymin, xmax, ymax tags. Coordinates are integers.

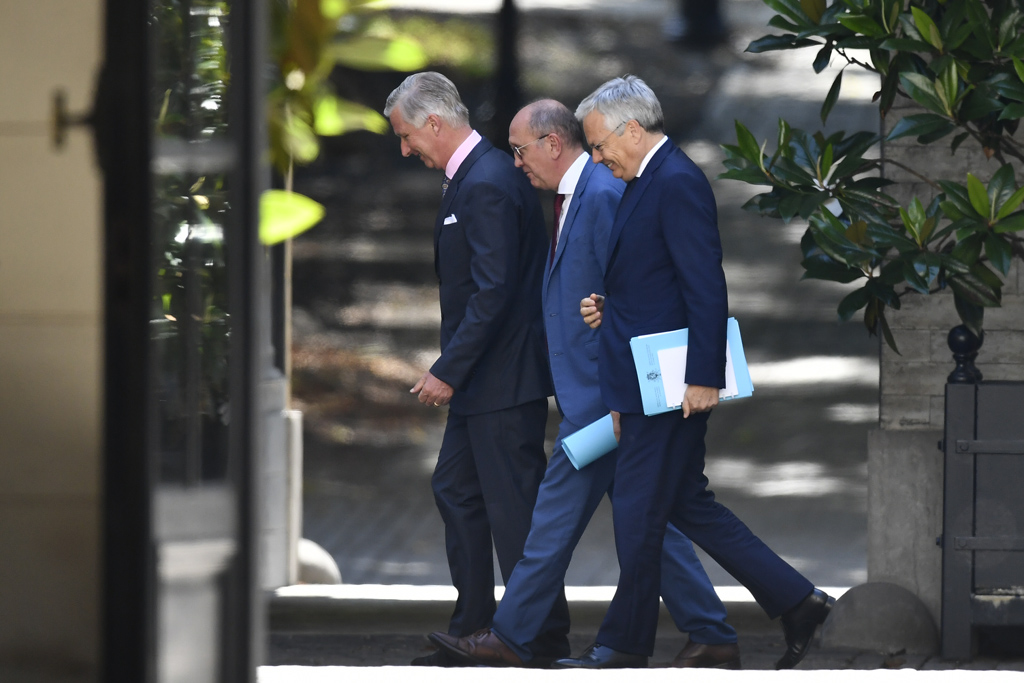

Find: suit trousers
<box><xmin>491</xmin><ymin>415</ymin><xmax>735</xmax><ymax>663</ymax></box>
<box><xmin>598</xmin><ymin>410</ymin><xmax>814</xmax><ymax>656</ymax></box>
<box><xmin>431</xmin><ymin>398</ymin><xmax>570</xmax><ymax>654</ymax></box>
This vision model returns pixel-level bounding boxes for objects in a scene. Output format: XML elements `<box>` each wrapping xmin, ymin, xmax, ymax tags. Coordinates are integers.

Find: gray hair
<box><xmin>575</xmin><ymin>75</ymin><xmax>664</xmax><ymax>134</ymax></box>
<box><xmin>384</xmin><ymin>72</ymin><xmax>470</xmax><ymax>128</ymax></box>
<box><xmin>527</xmin><ymin>99</ymin><xmax>586</xmax><ymax>150</ymax></box>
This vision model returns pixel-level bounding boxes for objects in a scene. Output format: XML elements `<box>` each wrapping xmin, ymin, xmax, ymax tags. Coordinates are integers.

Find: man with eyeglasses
<box><xmin>557</xmin><ymin>75</ymin><xmax>833</xmax><ymax>670</ymax></box>
<box><xmin>383</xmin><ymin>72</ymin><xmax>570</xmax><ymax>666</ymax></box>
<box><xmin>430</xmin><ymin>99</ymin><xmax>740</xmax><ymax>670</ymax></box>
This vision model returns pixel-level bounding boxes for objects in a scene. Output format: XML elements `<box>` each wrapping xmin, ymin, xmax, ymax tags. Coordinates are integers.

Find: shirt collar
<box><xmin>635</xmin><ymin>134</ymin><xmax>669</xmax><ymax>178</ymax></box>
<box><xmin>556</xmin><ymin>152</ymin><xmax>591</xmax><ymax>196</ymax></box>
<box><xmin>445</xmin><ymin>130</ymin><xmax>483</xmax><ymax>179</ymax></box>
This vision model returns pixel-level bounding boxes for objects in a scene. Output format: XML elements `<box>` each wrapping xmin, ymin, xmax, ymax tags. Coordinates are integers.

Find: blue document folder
<box><xmin>628</xmin><ymin>317</ymin><xmax>753</xmax><ymax>416</ymax></box>
<box><xmin>562</xmin><ymin>413</ymin><xmax>617</xmax><ymax>470</ymax></box>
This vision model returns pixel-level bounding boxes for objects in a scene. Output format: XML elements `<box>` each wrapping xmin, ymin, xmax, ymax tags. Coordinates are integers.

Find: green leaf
<box><xmin>746</xmin><ymin>34</ymin><xmax>820</xmax><ymax>52</ymax></box>
<box><xmin>800</xmin><ymin>0</ymin><xmax>825</xmax><ymax>24</ymax></box>
<box><xmin>1015</xmin><ymin>57</ymin><xmax>1024</xmax><ymax>84</ymax></box>
<box><xmin>950</xmin><ymin>131</ymin><xmax>971</xmax><ymax>154</ymax></box>
<box><xmin>838</xmin><ymin>287</ymin><xmax>870</xmax><ymax>322</ymax></box>
<box><xmin>259</xmin><ymin>190</ymin><xmax>326</xmax><ymax>245</ymax></box>
<box><xmin>314</xmin><ymin>95</ymin><xmax>390</xmax><ymax>136</ymax></box>
<box><xmin>764</xmin><ymin>0</ymin><xmax>815</xmax><ymax>27</ymax></box>
<box><xmin>900</xmin><ymin>72</ymin><xmax>949</xmax><ymax>115</ymax></box>
<box><xmin>998</xmin><ymin>103</ymin><xmax>1024</xmax><ymax>120</ymax></box>
<box><xmin>734</xmin><ymin>120</ymin><xmax>764</xmax><ymax>163</ymax></box>
<box><xmin>911</xmin><ymin>6</ymin><xmax>944</xmax><ymax>51</ymax></box>
<box><xmin>966</xmin><ymin>173</ymin><xmax>992</xmax><ymax>219</ymax></box>
<box><xmin>993</xmin><ymin>212</ymin><xmax>1024</xmax><ymax>233</ymax></box>
<box><xmin>331</xmin><ymin>36</ymin><xmax>428</xmax><ymax>72</ymax></box>
<box><xmin>812</xmin><ymin>43</ymin><xmax>833</xmax><ymax>73</ymax></box>
<box><xmin>954</xmin><ymin>295</ymin><xmax>985</xmax><ymax>338</ymax></box>
<box><xmin>821</xmin><ymin>71</ymin><xmax>842</xmax><ymax>124</ymax></box>
<box><xmin>952</xmin><ymin>233</ymin><xmax>984</xmax><ymax>266</ymax></box>
<box><xmin>985</xmin><ymin>234</ymin><xmax>1013</xmax><ymax>275</ymax></box>
<box><xmin>996</xmin><ymin>184</ymin><xmax>1024</xmax><ymax>220</ymax></box>
<box><xmin>949</xmin><ymin>272</ymin><xmax>1001</xmax><ymax>307</ymax></box>
<box><xmin>768</xmin><ymin>15</ymin><xmax>804</xmax><ymax>32</ymax></box>
<box><xmin>875</xmin><ymin>305</ymin><xmax>899</xmax><ymax>354</ymax></box>
<box><xmin>836</xmin><ymin>14</ymin><xmax>887</xmax><ymax>38</ymax></box>
<box><xmin>886</xmin><ymin>113</ymin><xmax>953</xmax><ymax>141</ymax></box>
<box><xmin>801</xmin><ymin>254</ymin><xmax>865</xmax><ymax>283</ymax></box>
<box><xmin>988</xmin><ymin>164</ymin><xmax>1017</xmax><ymax>216</ymax></box>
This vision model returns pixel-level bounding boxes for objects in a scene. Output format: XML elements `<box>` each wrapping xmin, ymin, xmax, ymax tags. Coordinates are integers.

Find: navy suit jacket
<box><xmin>543</xmin><ymin>161</ymin><xmax>624</xmax><ymax>427</ymax></box>
<box><xmin>430</xmin><ymin>137</ymin><xmax>552</xmax><ymax>415</ymax></box>
<box><xmin>599</xmin><ymin>141</ymin><xmax>729</xmax><ymax>414</ymax></box>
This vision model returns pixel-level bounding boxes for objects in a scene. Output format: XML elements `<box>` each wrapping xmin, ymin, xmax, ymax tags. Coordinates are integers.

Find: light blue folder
<box><xmin>563</xmin><ymin>318</ymin><xmax>754</xmax><ymax>470</ymax></box>
<box><xmin>628</xmin><ymin>317</ymin><xmax>753</xmax><ymax>416</ymax></box>
<box><xmin>562</xmin><ymin>413</ymin><xmax>617</xmax><ymax>470</ymax></box>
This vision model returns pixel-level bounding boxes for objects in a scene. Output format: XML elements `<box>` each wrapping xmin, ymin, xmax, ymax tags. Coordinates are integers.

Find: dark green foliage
<box><xmin>722</xmin><ymin>0</ymin><xmax>1024</xmax><ymax>350</ymax></box>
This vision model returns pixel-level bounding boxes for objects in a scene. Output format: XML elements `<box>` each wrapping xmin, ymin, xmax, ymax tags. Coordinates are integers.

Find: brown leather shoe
<box><xmin>670</xmin><ymin>639</ymin><xmax>741</xmax><ymax>669</ymax></box>
<box><xmin>429</xmin><ymin>628</ymin><xmax>525</xmax><ymax>667</ymax></box>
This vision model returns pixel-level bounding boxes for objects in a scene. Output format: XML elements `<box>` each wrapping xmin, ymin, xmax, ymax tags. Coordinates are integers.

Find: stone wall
<box><xmin>870</xmin><ymin>92</ymin><xmax>1024</xmax><ymax>624</ymax></box>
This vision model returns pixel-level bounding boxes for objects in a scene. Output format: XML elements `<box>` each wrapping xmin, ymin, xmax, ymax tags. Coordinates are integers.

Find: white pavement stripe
<box><xmin>259</xmin><ymin>666</ymin><xmax>1024</xmax><ymax>681</ymax></box>
<box><xmin>274</xmin><ymin>583</ymin><xmax>851</xmax><ymax>603</ymax></box>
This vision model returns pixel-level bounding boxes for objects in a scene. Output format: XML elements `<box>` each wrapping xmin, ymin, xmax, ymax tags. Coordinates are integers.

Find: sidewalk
<box><xmin>264</xmin><ymin>585</ymin><xmax>1024</xmax><ymax>673</ymax></box>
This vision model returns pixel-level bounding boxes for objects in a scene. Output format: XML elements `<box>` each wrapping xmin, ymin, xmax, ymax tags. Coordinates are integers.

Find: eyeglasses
<box><xmin>591</xmin><ymin>122</ymin><xmax>626</xmax><ymax>154</ymax></box>
<box><xmin>511</xmin><ymin>133</ymin><xmax>552</xmax><ymax>160</ymax></box>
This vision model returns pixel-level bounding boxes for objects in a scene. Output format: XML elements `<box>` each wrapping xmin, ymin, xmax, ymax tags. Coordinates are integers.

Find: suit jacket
<box><xmin>543</xmin><ymin>161</ymin><xmax>624</xmax><ymax>427</ymax></box>
<box><xmin>599</xmin><ymin>141</ymin><xmax>729</xmax><ymax>414</ymax></box>
<box><xmin>430</xmin><ymin>137</ymin><xmax>552</xmax><ymax>415</ymax></box>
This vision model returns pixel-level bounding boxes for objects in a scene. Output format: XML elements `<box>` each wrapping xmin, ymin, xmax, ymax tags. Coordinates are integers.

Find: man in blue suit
<box><xmin>555</xmin><ymin>76</ymin><xmax>834</xmax><ymax>670</ymax></box>
<box><xmin>430</xmin><ymin>99</ymin><xmax>739</xmax><ymax>669</ymax></box>
<box><xmin>384</xmin><ymin>72</ymin><xmax>570</xmax><ymax>666</ymax></box>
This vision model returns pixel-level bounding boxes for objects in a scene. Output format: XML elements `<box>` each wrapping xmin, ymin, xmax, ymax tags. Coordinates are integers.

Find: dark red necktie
<box><xmin>550</xmin><ymin>193</ymin><xmax>565</xmax><ymax>266</ymax></box>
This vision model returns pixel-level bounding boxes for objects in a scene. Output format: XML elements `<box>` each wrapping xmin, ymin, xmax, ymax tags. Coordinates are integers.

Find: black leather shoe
<box><xmin>776</xmin><ymin>588</ymin><xmax>835</xmax><ymax>669</ymax></box>
<box><xmin>670</xmin><ymin>639</ymin><xmax>741</xmax><ymax>669</ymax></box>
<box><xmin>410</xmin><ymin>648</ymin><xmax>460</xmax><ymax>667</ymax></box>
<box><xmin>553</xmin><ymin>643</ymin><xmax>648</xmax><ymax>669</ymax></box>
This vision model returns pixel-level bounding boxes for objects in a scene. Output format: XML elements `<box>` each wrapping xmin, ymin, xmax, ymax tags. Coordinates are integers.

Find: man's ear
<box><xmin>547</xmin><ymin>133</ymin><xmax>563</xmax><ymax>157</ymax></box>
<box><xmin>625</xmin><ymin>119</ymin><xmax>643</xmax><ymax>143</ymax></box>
<box><xmin>427</xmin><ymin>114</ymin><xmax>442</xmax><ymax>135</ymax></box>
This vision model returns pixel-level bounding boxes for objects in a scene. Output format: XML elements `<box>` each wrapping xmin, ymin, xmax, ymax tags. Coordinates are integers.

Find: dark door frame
<box><xmin>99</xmin><ymin>1</ymin><xmax>267</xmax><ymax>680</ymax></box>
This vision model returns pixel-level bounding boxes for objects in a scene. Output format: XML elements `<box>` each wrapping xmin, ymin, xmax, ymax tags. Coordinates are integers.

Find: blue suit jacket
<box><xmin>430</xmin><ymin>137</ymin><xmax>552</xmax><ymax>415</ymax></box>
<box><xmin>599</xmin><ymin>141</ymin><xmax>729</xmax><ymax>414</ymax></box>
<box><xmin>543</xmin><ymin>161</ymin><xmax>624</xmax><ymax>427</ymax></box>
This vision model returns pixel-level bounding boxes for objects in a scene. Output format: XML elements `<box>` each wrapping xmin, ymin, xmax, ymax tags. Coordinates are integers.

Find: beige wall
<box><xmin>0</xmin><ymin>1</ymin><xmax>104</xmax><ymax>679</ymax></box>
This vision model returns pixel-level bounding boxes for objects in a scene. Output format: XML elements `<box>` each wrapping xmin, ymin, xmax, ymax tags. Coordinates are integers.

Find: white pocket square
<box><xmin>443</xmin><ymin>214</ymin><xmax>458</xmax><ymax>225</ymax></box>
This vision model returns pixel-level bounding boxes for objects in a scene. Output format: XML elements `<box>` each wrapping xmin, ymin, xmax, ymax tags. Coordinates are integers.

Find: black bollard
<box><xmin>946</xmin><ymin>324</ymin><xmax>983</xmax><ymax>384</ymax></box>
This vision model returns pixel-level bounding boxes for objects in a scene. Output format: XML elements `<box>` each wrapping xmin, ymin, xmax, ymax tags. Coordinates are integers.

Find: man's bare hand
<box><xmin>611</xmin><ymin>410</ymin><xmax>621</xmax><ymax>442</ymax></box>
<box><xmin>580</xmin><ymin>293</ymin><xmax>605</xmax><ymax>329</ymax></box>
<box><xmin>411</xmin><ymin>371</ymin><xmax>454</xmax><ymax>407</ymax></box>
<box><xmin>682</xmin><ymin>385</ymin><xmax>719</xmax><ymax>418</ymax></box>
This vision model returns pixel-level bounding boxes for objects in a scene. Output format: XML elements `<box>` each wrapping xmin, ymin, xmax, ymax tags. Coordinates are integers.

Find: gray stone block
<box><xmin>867</xmin><ymin>429</ymin><xmax>943</xmax><ymax>622</ymax></box>
<box><xmin>879</xmin><ymin>394</ymin><xmax>932</xmax><ymax>430</ymax></box>
<box><xmin>821</xmin><ymin>582</ymin><xmax>939</xmax><ymax>655</ymax></box>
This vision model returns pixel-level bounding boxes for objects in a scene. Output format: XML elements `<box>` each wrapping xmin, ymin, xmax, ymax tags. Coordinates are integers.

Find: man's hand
<box><xmin>411</xmin><ymin>371</ymin><xmax>454</xmax><ymax>407</ymax></box>
<box><xmin>682</xmin><ymin>385</ymin><xmax>719</xmax><ymax>418</ymax></box>
<box><xmin>580</xmin><ymin>293</ymin><xmax>605</xmax><ymax>329</ymax></box>
<box><xmin>611</xmin><ymin>410</ymin><xmax>621</xmax><ymax>442</ymax></box>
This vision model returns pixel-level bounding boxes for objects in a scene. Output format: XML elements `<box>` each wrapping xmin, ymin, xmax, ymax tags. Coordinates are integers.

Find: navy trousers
<box><xmin>431</xmin><ymin>398</ymin><xmax>570</xmax><ymax>655</ymax></box>
<box><xmin>491</xmin><ymin>415</ymin><xmax>735</xmax><ymax>662</ymax></box>
<box><xmin>597</xmin><ymin>410</ymin><xmax>814</xmax><ymax>656</ymax></box>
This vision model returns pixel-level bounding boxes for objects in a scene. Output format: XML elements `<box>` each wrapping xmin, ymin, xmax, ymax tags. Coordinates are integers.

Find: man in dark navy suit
<box><xmin>430</xmin><ymin>99</ymin><xmax>740</xmax><ymax>669</ymax></box>
<box><xmin>554</xmin><ymin>75</ymin><xmax>834</xmax><ymax>670</ymax></box>
<box><xmin>384</xmin><ymin>72</ymin><xmax>569</xmax><ymax>666</ymax></box>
